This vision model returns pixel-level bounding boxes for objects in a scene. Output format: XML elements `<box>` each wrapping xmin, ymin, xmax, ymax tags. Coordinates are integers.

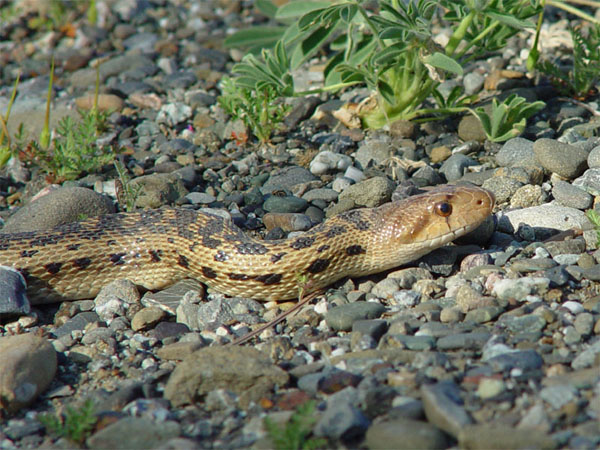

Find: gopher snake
<box><xmin>0</xmin><ymin>184</ymin><xmax>494</xmax><ymax>304</ymax></box>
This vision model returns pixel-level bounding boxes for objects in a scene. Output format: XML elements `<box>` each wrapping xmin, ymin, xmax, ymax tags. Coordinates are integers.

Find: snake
<box><xmin>0</xmin><ymin>184</ymin><xmax>494</xmax><ymax>305</ymax></box>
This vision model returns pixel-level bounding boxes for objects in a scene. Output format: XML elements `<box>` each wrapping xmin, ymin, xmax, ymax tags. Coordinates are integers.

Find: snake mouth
<box><xmin>424</xmin><ymin>220</ymin><xmax>482</xmax><ymax>249</ymax></box>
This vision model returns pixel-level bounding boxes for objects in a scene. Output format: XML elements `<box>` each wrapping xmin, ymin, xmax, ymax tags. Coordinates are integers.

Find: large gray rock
<box><xmin>1</xmin><ymin>187</ymin><xmax>115</xmax><ymax>233</ymax></box>
<box><xmin>164</xmin><ymin>346</ymin><xmax>288</xmax><ymax>408</ymax></box>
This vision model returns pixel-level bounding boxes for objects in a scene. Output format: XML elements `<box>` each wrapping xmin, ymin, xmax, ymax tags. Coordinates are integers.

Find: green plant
<box><xmin>470</xmin><ymin>94</ymin><xmax>545</xmax><ymax>142</ymax></box>
<box><xmin>38</xmin><ymin>399</ymin><xmax>97</xmax><ymax>444</ymax></box>
<box><xmin>586</xmin><ymin>209</ymin><xmax>600</xmax><ymax>246</ymax></box>
<box><xmin>264</xmin><ymin>401</ymin><xmax>327</xmax><ymax>450</ymax></box>
<box><xmin>33</xmin><ymin>108</ymin><xmax>114</xmax><ymax>181</ymax></box>
<box><xmin>219</xmin><ymin>72</ymin><xmax>290</xmax><ymax>143</ymax></box>
<box><xmin>0</xmin><ymin>72</ymin><xmax>20</xmax><ymax>167</ymax></box>
<box><xmin>537</xmin><ymin>23</ymin><xmax>600</xmax><ymax>98</ymax></box>
<box><xmin>224</xmin><ymin>0</ymin><xmax>542</xmax><ymax>128</ymax></box>
<box><xmin>114</xmin><ymin>159</ymin><xmax>143</xmax><ymax>212</ymax></box>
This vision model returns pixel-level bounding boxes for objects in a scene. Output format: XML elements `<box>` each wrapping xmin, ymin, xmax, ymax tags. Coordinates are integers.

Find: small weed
<box><xmin>470</xmin><ymin>94</ymin><xmax>545</xmax><ymax>143</ymax></box>
<box><xmin>114</xmin><ymin>159</ymin><xmax>143</xmax><ymax>212</ymax></box>
<box><xmin>264</xmin><ymin>400</ymin><xmax>327</xmax><ymax>450</ymax></box>
<box><xmin>537</xmin><ymin>24</ymin><xmax>600</xmax><ymax>99</ymax></box>
<box><xmin>33</xmin><ymin>109</ymin><xmax>114</xmax><ymax>181</ymax></box>
<box><xmin>38</xmin><ymin>399</ymin><xmax>97</xmax><ymax>444</ymax></box>
<box><xmin>219</xmin><ymin>74</ymin><xmax>290</xmax><ymax>143</ymax></box>
<box><xmin>586</xmin><ymin>209</ymin><xmax>600</xmax><ymax>247</ymax></box>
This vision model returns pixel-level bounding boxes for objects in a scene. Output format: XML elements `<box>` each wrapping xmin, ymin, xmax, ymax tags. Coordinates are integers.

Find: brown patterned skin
<box><xmin>0</xmin><ymin>184</ymin><xmax>494</xmax><ymax>304</ymax></box>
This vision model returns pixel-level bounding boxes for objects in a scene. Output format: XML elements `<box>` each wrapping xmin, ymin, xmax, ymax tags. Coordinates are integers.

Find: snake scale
<box><xmin>0</xmin><ymin>184</ymin><xmax>494</xmax><ymax>304</ymax></box>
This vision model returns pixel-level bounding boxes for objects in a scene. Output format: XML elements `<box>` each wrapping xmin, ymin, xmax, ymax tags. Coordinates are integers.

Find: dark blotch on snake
<box><xmin>307</xmin><ymin>258</ymin><xmax>330</xmax><ymax>274</ymax></box>
<box><xmin>291</xmin><ymin>236</ymin><xmax>315</xmax><ymax>250</ymax></box>
<box><xmin>346</xmin><ymin>245</ymin><xmax>366</xmax><ymax>255</ymax></box>
<box><xmin>45</xmin><ymin>262</ymin><xmax>62</xmax><ymax>274</ymax></box>
<box><xmin>73</xmin><ymin>257</ymin><xmax>92</xmax><ymax>270</ymax></box>
<box><xmin>109</xmin><ymin>253</ymin><xmax>126</xmax><ymax>265</ymax></box>
<box><xmin>177</xmin><ymin>254</ymin><xmax>189</xmax><ymax>268</ymax></box>
<box><xmin>324</xmin><ymin>225</ymin><xmax>347</xmax><ymax>238</ymax></box>
<box><xmin>236</xmin><ymin>242</ymin><xmax>268</xmax><ymax>255</ymax></box>
<box><xmin>316</xmin><ymin>245</ymin><xmax>330</xmax><ymax>253</ymax></box>
<box><xmin>148</xmin><ymin>250</ymin><xmax>162</xmax><ymax>262</ymax></box>
<box><xmin>228</xmin><ymin>273</ymin><xmax>251</xmax><ymax>281</ymax></box>
<box><xmin>66</xmin><ymin>244</ymin><xmax>81</xmax><ymax>251</ymax></box>
<box><xmin>202</xmin><ymin>266</ymin><xmax>218</xmax><ymax>279</ymax></box>
<box><xmin>255</xmin><ymin>273</ymin><xmax>282</xmax><ymax>285</ymax></box>
<box><xmin>21</xmin><ymin>250</ymin><xmax>39</xmax><ymax>258</ymax></box>
<box><xmin>202</xmin><ymin>237</ymin><xmax>222</xmax><ymax>249</ymax></box>
<box><xmin>270</xmin><ymin>252</ymin><xmax>286</xmax><ymax>263</ymax></box>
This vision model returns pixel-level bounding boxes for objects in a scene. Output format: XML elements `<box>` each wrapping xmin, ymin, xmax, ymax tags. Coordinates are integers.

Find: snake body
<box><xmin>0</xmin><ymin>184</ymin><xmax>494</xmax><ymax>304</ymax></box>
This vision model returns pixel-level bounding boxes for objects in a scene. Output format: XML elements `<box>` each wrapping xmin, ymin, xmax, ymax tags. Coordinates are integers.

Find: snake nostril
<box><xmin>435</xmin><ymin>202</ymin><xmax>452</xmax><ymax>217</ymax></box>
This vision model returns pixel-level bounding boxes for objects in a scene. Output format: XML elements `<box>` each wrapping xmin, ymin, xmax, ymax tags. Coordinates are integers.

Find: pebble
<box><xmin>325</xmin><ymin>302</ymin><xmax>386</xmax><ymax>331</ymax></box>
<box><xmin>552</xmin><ymin>180</ymin><xmax>593</xmax><ymax>209</ymax></box>
<box><xmin>533</xmin><ymin>138</ymin><xmax>588</xmax><ymax>179</ymax></box>
<box><xmin>165</xmin><ymin>346</ymin><xmax>288</xmax><ymax>408</ymax></box>
<box><xmin>495</xmin><ymin>137</ymin><xmax>536</xmax><ymax>167</ymax></box>
<box><xmin>0</xmin><ymin>334</ymin><xmax>57</xmax><ymax>412</ymax></box>
<box><xmin>338</xmin><ymin>176</ymin><xmax>395</xmax><ymax>207</ymax></box>
<box><xmin>421</xmin><ymin>381</ymin><xmax>472</xmax><ymax>438</ymax></box>
<box><xmin>365</xmin><ymin>418</ymin><xmax>448</xmax><ymax>449</ymax></box>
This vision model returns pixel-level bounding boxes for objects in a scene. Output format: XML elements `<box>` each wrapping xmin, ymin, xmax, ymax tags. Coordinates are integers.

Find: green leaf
<box><xmin>276</xmin><ymin>1</ymin><xmax>331</xmax><ymax>20</ymax></box>
<box><xmin>485</xmin><ymin>10</ymin><xmax>535</xmax><ymax>30</ymax></box>
<box><xmin>224</xmin><ymin>26</ymin><xmax>286</xmax><ymax>49</ymax></box>
<box><xmin>256</xmin><ymin>0</ymin><xmax>278</xmax><ymax>18</ymax></box>
<box><xmin>422</xmin><ymin>52</ymin><xmax>463</xmax><ymax>75</ymax></box>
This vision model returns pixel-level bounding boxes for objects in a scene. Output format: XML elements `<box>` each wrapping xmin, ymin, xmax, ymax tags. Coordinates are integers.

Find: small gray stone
<box><xmin>571</xmin><ymin>340</ymin><xmax>600</xmax><ymax>369</ymax></box>
<box><xmin>0</xmin><ymin>267</ymin><xmax>30</xmax><ymax>315</ymax></box>
<box><xmin>365</xmin><ymin>418</ymin><xmax>448</xmax><ymax>449</ymax></box>
<box><xmin>421</xmin><ymin>381</ymin><xmax>472</xmax><ymax>438</ymax></box>
<box><xmin>458</xmin><ymin>424</ymin><xmax>557</xmax><ymax>449</ymax></box>
<box><xmin>355</xmin><ymin>140</ymin><xmax>393</xmax><ymax>168</ymax></box>
<box><xmin>309</xmin><ymin>151</ymin><xmax>352</xmax><ymax>175</ymax></box>
<box><xmin>540</xmin><ymin>384</ymin><xmax>578</xmax><ymax>409</ymax></box>
<box><xmin>495</xmin><ymin>138</ymin><xmax>536</xmax><ymax>168</ymax></box>
<box><xmin>352</xmin><ymin>319</ymin><xmax>388</xmax><ymax>341</ymax></box>
<box><xmin>86</xmin><ymin>417</ymin><xmax>180</xmax><ymax>449</ymax></box>
<box><xmin>533</xmin><ymin>138</ymin><xmax>588</xmax><ymax>179</ymax></box>
<box><xmin>499</xmin><ymin>314</ymin><xmax>547</xmax><ymax>334</ymax></box>
<box><xmin>302</xmin><ymin>188</ymin><xmax>339</xmax><ymax>203</ymax></box>
<box><xmin>439</xmin><ymin>154</ymin><xmax>477</xmax><ymax>181</ymax></box>
<box><xmin>498</xmin><ymin>204</ymin><xmax>588</xmax><ymax>236</ymax></box>
<box><xmin>436</xmin><ymin>332</ymin><xmax>491</xmax><ymax>350</ymax></box>
<box><xmin>314</xmin><ymin>390</ymin><xmax>369</xmax><ymax>440</ymax></box>
<box><xmin>482</xmin><ymin>176</ymin><xmax>523</xmax><ymax>203</ymax></box>
<box><xmin>338</xmin><ymin>177</ymin><xmax>395</xmax><ymax>207</ymax></box>
<box><xmin>587</xmin><ymin>145</ymin><xmax>600</xmax><ymax>168</ymax></box>
<box><xmin>263</xmin><ymin>195</ymin><xmax>309</xmax><ymax>213</ymax></box>
<box><xmin>491</xmin><ymin>277</ymin><xmax>550</xmax><ymax>301</ymax></box>
<box><xmin>573</xmin><ymin>167</ymin><xmax>600</xmax><ymax>195</ymax></box>
<box><xmin>130</xmin><ymin>173</ymin><xmax>188</xmax><ymax>208</ymax></box>
<box><xmin>574</xmin><ymin>312</ymin><xmax>594</xmax><ymax>336</ymax></box>
<box><xmin>487</xmin><ymin>349</ymin><xmax>543</xmax><ymax>372</ymax></box>
<box><xmin>552</xmin><ymin>180</ymin><xmax>593</xmax><ymax>209</ymax></box>
<box><xmin>54</xmin><ymin>311</ymin><xmax>101</xmax><ymax>338</ymax></box>
<box><xmin>325</xmin><ymin>302</ymin><xmax>386</xmax><ymax>331</ymax></box>
<box><xmin>0</xmin><ymin>334</ymin><xmax>57</xmax><ymax>413</ymax></box>
<box><xmin>261</xmin><ymin>166</ymin><xmax>317</xmax><ymax>194</ymax></box>
<box><xmin>463</xmin><ymin>72</ymin><xmax>485</xmax><ymax>95</ymax></box>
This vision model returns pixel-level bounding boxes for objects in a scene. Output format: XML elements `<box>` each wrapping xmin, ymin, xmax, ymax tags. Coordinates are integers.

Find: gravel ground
<box><xmin>0</xmin><ymin>1</ymin><xmax>599</xmax><ymax>449</ymax></box>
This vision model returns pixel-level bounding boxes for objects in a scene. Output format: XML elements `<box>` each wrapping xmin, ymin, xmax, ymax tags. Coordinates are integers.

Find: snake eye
<box><xmin>435</xmin><ymin>202</ymin><xmax>452</xmax><ymax>217</ymax></box>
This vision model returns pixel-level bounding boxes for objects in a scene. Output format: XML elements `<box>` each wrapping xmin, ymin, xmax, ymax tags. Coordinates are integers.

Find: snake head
<box><xmin>381</xmin><ymin>184</ymin><xmax>495</xmax><ymax>247</ymax></box>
